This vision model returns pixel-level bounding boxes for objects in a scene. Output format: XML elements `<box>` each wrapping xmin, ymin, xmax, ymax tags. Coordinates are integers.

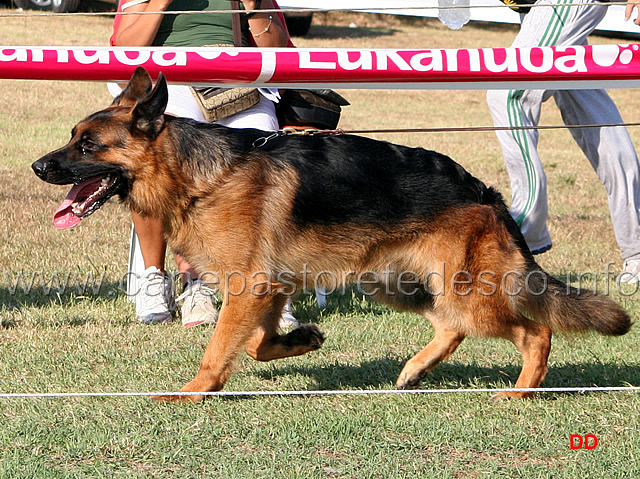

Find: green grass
<box><xmin>1</xmin><ymin>8</ymin><xmax>640</xmax><ymax>478</ymax></box>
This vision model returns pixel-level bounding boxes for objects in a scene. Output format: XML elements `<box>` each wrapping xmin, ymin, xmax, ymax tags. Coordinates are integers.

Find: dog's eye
<box><xmin>80</xmin><ymin>140</ymin><xmax>99</xmax><ymax>155</ymax></box>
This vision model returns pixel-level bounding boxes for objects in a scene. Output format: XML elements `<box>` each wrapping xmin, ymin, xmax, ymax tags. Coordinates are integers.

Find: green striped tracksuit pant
<box><xmin>487</xmin><ymin>0</ymin><xmax>640</xmax><ymax>260</ymax></box>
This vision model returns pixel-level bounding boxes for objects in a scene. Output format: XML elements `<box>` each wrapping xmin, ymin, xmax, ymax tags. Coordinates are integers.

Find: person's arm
<box><xmin>242</xmin><ymin>0</ymin><xmax>289</xmax><ymax>47</ymax></box>
<box><xmin>114</xmin><ymin>0</ymin><xmax>174</xmax><ymax>46</ymax></box>
<box><xmin>625</xmin><ymin>2</ymin><xmax>640</xmax><ymax>25</ymax></box>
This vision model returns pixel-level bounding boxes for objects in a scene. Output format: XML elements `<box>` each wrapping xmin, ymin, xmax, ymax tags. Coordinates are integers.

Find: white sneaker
<box><xmin>279</xmin><ymin>299</ymin><xmax>299</xmax><ymax>331</ymax></box>
<box><xmin>619</xmin><ymin>259</ymin><xmax>640</xmax><ymax>284</ymax></box>
<box><xmin>136</xmin><ymin>266</ymin><xmax>175</xmax><ymax>324</ymax></box>
<box><xmin>177</xmin><ymin>280</ymin><xmax>219</xmax><ymax>328</ymax></box>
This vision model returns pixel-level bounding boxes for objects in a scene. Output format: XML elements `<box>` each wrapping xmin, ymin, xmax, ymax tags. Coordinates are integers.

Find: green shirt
<box><xmin>153</xmin><ymin>0</ymin><xmax>249</xmax><ymax>47</ymax></box>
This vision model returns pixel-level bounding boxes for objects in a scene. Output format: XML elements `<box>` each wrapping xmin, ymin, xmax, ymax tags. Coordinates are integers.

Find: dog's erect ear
<box><xmin>112</xmin><ymin>67</ymin><xmax>154</xmax><ymax>107</ymax></box>
<box><xmin>131</xmin><ymin>72</ymin><xmax>169</xmax><ymax>139</ymax></box>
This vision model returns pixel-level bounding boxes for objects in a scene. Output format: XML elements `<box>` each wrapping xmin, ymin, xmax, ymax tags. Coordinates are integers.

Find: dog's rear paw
<box><xmin>283</xmin><ymin>324</ymin><xmax>325</xmax><ymax>351</ymax></box>
<box><xmin>489</xmin><ymin>391</ymin><xmax>535</xmax><ymax>403</ymax></box>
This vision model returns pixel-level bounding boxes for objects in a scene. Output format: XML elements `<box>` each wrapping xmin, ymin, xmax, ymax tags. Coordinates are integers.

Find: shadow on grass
<box><xmin>305</xmin><ymin>24</ymin><xmax>399</xmax><ymax>40</ymax></box>
<box><xmin>290</xmin><ymin>271</ymin><xmax>631</xmax><ymax>324</ymax></box>
<box><xmin>255</xmin><ymin>358</ymin><xmax>640</xmax><ymax>395</ymax></box>
<box><xmin>295</xmin><ymin>291</ymin><xmax>391</xmax><ymax>321</ymax></box>
<box><xmin>0</xmin><ymin>280</ymin><xmax>126</xmax><ymax>328</ymax></box>
<box><xmin>0</xmin><ymin>280</ymin><xmax>124</xmax><ymax>306</ymax></box>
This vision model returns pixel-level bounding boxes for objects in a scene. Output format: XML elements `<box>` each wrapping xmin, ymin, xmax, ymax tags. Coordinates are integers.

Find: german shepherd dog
<box><xmin>32</xmin><ymin>67</ymin><xmax>631</xmax><ymax>402</ymax></box>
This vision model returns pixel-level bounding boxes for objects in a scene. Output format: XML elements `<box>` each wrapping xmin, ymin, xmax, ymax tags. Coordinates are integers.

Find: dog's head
<box><xmin>31</xmin><ymin>67</ymin><xmax>169</xmax><ymax>229</ymax></box>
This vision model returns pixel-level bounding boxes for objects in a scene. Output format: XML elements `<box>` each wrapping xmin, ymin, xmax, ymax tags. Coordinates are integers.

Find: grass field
<box><xmin>1</xmin><ymin>7</ymin><xmax>640</xmax><ymax>478</ymax></box>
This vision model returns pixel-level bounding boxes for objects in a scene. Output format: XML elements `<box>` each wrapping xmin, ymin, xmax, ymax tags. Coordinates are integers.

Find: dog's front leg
<box><xmin>153</xmin><ymin>275</ymin><xmax>272</xmax><ymax>403</ymax></box>
<box><xmin>245</xmin><ymin>294</ymin><xmax>325</xmax><ymax>362</ymax></box>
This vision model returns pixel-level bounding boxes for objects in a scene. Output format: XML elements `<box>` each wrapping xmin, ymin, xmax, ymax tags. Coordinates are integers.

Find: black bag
<box><xmin>277</xmin><ymin>89</ymin><xmax>350</xmax><ymax>130</ymax></box>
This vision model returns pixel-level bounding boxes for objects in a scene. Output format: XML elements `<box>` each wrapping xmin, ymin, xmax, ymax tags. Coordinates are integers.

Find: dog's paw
<box><xmin>151</xmin><ymin>393</ymin><xmax>205</xmax><ymax>403</ymax></box>
<box><xmin>489</xmin><ymin>391</ymin><xmax>535</xmax><ymax>403</ymax></box>
<box><xmin>151</xmin><ymin>379</ymin><xmax>213</xmax><ymax>403</ymax></box>
<box><xmin>283</xmin><ymin>324</ymin><xmax>325</xmax><ymax>350</ymax></box>
<box><xmin>395</xmin><ymin>372</ymin><xmax>423</xmax><ymax>390</ymax></box>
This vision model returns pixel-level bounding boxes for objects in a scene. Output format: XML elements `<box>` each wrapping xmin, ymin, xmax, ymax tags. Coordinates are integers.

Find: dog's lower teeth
<box><xmin>71</xmin><ymin>176</ymin><xmax>115</xmax><ymax>216</ymax></box>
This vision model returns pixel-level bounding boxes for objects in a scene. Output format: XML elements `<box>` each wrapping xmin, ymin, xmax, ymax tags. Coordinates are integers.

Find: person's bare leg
<box><xmin>132</xmin><ymin>209</ymin><xmax>166</xmax><ymax>270</ymax></box>
<box><xmin>131</xmin><ymin>210</ymin><xmax>173</xmax><ymax>323</ymax></box>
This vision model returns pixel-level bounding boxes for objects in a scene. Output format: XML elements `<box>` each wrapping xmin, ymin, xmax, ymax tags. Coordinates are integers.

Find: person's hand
<box><xmin>625</xmin><ymin>2</ymin><xmax>640</xmax><ymax>25</ymax></box>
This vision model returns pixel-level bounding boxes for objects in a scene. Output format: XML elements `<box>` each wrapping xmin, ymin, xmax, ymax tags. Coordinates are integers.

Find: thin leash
<box><xmin>252</xmin><ymin>121</ymin><xmax>640</xmax><ymax>147</ymax></box>
<box><xmin>279</xmin><ymin>121</ymin><xmax>640</xmax><ymax>137</ymax></box>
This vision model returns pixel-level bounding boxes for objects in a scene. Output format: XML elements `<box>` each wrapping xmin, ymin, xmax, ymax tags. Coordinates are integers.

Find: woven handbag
<box><xmin>190</xmin><ymin>1</ymin><xmax>260</xmax><ymax>122</ymax></box>
<box><xmin>191</xmin><ymin>86</ymin><xmax>261</xmax><ymax>122</ymax></box>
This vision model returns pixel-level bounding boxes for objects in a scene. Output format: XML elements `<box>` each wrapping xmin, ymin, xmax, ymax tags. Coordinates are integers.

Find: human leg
<box><xmin>487</xmin><ymin>88</ymin><xmax>552</xmax><ymax>253</ymax></box>
<box><xmin>485</xmin><ymin>0</ymin><xmax>611</xmax><ymax>254</ymax></box>
<box><xmin>131</xmin><ymin>210</ymin><xmax>175</xmax><ymax>323</ymax></box>
<box><xmin>217</xmin><ymin>93</ymin><xmax>280</xmax><ymax>130</ymax></box>
<box><xmin>485</xmin><ymin>4</ymin><xmax>568</xmax><ymax>253</ymax></box>
<box><xmin>554</xmin><ymin>89</ymin><xmax>640</xmax><ymax>264</ymax></box>
<box><xmin>538</xmin><ymin>1</ymin><xmax>640</xmax><ymax>277</ymax></box>
<box><xmin>132</xmin><ymin>210</ymin><xmax>167</xmax><ymax>269</ymax></box>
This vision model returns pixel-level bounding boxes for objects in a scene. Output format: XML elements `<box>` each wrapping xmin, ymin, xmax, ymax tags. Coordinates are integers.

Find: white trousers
<box><xmin>486</xmin><ymin>0</ymin><xmax>640</xmax><ymax>260</ymax></box>
<box><xmin>107</xmin><ymin>82</ymin><xmax>279</xmax><ymax>130</ymax></box>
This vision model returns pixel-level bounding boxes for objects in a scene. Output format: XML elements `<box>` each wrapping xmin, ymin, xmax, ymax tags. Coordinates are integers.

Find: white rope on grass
<box><xmin>0</xmin><ymin>386</ymin><xmax>638</xmax><ymax>399</ymax></box>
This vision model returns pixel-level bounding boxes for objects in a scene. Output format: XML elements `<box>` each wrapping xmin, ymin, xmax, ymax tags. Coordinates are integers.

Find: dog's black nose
<box><xmin>31</xmin><ymin>159</ymin><xmax>47</xmax><ymax>178</ymax></box>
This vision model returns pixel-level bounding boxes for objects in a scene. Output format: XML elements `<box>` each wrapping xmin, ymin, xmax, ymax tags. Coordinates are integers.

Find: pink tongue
<box><xmin>53</xmin><ymin>178</ymin><xmax>103</xmax><ymax>230</ymax></box>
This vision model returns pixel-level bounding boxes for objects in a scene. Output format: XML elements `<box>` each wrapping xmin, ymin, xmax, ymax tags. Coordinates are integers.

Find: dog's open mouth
<box><xmin>54</xmin><ymin>175</ymin><xmax>119</xmax><ymax>229</ymax></box>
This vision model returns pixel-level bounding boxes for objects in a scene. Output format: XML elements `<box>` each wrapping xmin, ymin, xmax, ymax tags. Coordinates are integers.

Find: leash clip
<box><xmin>252</xmin><ymin>127</ymin><xmax>343</xmax><ymax>149</ymax></box>
<box><xmin>282</xmin><ymin>127</ymin><xmax>319</xmax><ymax>136</ymax></box>
<box><xmin>252</xmin><ymin>131</ymin><xmax>283</xmax><ymax>149</ymax></box>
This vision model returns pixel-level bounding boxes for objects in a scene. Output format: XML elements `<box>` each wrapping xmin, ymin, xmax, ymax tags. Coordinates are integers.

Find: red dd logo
<box><xmin>570</xmin><ymin>434</ymin><xmax>598</xmax><ymax>449</ymax></box>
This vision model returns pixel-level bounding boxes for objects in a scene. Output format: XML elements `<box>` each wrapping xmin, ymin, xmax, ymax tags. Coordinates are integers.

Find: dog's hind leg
<box><xmin>396</xmin><ymin>323</ymin><xmax>465</xmax><ymax>389</ymax></box>
<box><xmin>490</xmin><ymin>315</ymin><xmax>552</xmax><ymax>401</ymax></box>
<box><xmin>245</xmin><ymin>294</ymin><xmax>325</xmax><ymax>362</ymax></box>
<box><xmin>367</xmin><ymin>279</ymin><xmax>465</xmax><ymax>389</ymax></box>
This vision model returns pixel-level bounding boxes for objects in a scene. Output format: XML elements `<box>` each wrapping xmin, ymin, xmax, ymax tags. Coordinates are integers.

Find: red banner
<box><xmin>1</xmin><ymin>45</ymin><xmax>640</xmax><ymax>89</ymax></box>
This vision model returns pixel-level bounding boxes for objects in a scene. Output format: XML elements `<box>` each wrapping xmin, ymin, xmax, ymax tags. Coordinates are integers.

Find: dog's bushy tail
<box><xmin>520</xmin><ymin>272</ymin><xmax>632</xmax><ymax>336</ymax></box>
<box><xmin>490</xmin><ymin>198</ymin><xmax>632</xmax><ymax>336</ymax></box>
